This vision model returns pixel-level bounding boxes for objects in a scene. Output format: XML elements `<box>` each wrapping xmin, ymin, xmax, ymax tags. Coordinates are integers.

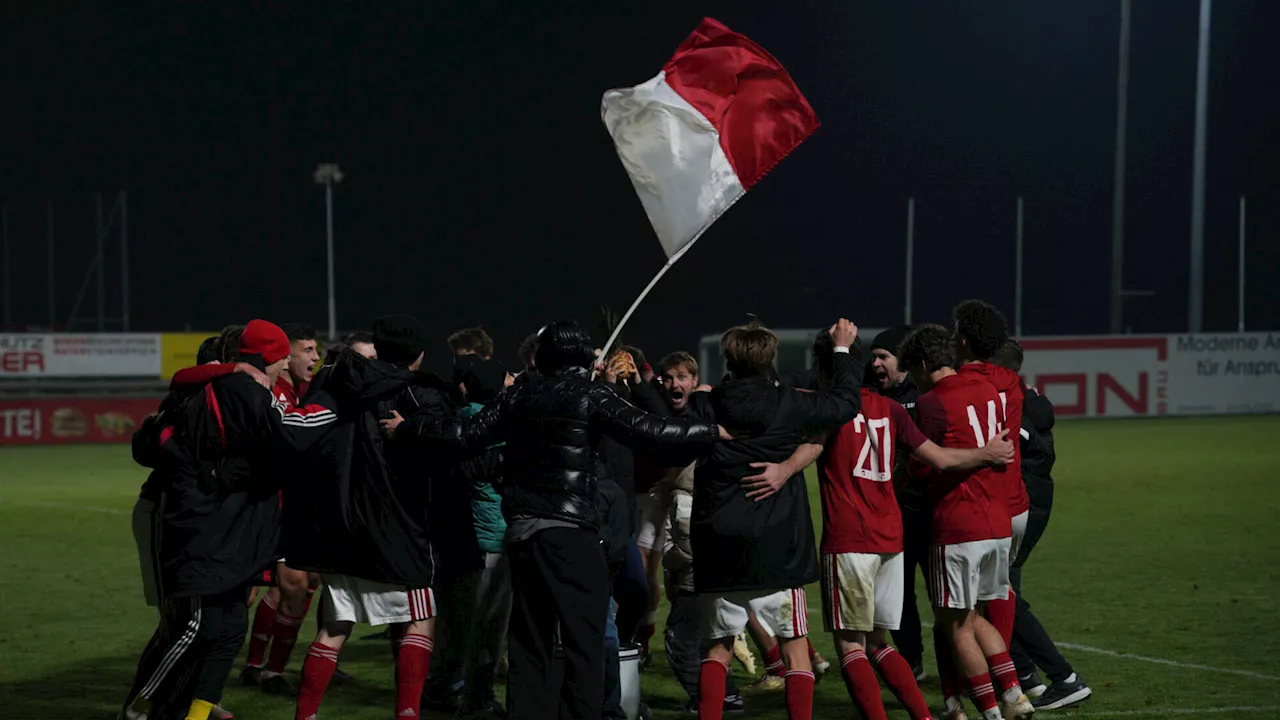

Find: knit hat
<box><xmin>462</xmin><ymin>359</ymin><xmax>510</xmax><ymax>404</ymax></box>
<box><xmin>871</xmin><ymin>326</ymin><xmax>912</xmax><ymax>358</ymax></box>
<box><xmin>238</xmin><ymin>320</ymin><xmax>292</xmax><ymax>364</ymax></box>
<box><xmin>373</xmin><ymin>314</ymin><xmax>426</xmax><ymax>365</ymax></box>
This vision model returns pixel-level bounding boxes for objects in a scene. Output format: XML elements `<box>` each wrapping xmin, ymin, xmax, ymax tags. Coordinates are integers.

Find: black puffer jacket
<box><xmin>401</xmin><ymin>366</ymin><xmax>717</xmax><ymax>531</ymax></box>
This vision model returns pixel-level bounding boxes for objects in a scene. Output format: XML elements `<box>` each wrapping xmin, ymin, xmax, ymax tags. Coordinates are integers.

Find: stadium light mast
<box><xmin>1110</xmin><ymin>0</ymin><xmax>1131</xmax><ymax>334</ymax></box>
<box><xmin>1188</xmin><ymin>0</ymin><xmax>1211</xmax><ymax>332</ymax></box>
<box><xmin>314</xmin><ymin>163</ymin><xmax>343</xmax><ymax>342</ymax></box>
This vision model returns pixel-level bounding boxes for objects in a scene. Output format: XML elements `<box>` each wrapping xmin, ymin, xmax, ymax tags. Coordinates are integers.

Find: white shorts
<box><xmin>928</xmin><ymin>539</ymin><xmax>1010</xmax><ymax>610</ymax></box>
<box><xmin>821</xmin><ymin>552</ymin><xmax>904</xmax><ymax>633</ymax></box>
<box><xmin>1010</xmin><ymin>510</ymin><xmax>1029</xmax><ymax>561</ymax></box>
<box><xmin>635</xmin><ymin>493</ymin><xmax>670</xmax><ymax>552</ymax></box>
<box><xmin>131</xmin><ymin>497</ymin><xmax>161</xmax><ymax>607</ymax></box>
<box><xmin>322</xmin><ymin>574</ymin><xmax>436</xmax><ymax>626</ymax></box>
<box><xmin>700</xmin><ymin>588</ymin><xmax>808</xmax><ymax>641</ymax></box>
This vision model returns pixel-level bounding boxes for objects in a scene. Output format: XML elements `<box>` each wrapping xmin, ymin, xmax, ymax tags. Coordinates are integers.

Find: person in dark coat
<box><xmin>688</xmin><ymin>318</ymin><xmax>862</xmax><ymax>720</ymax></box>
<box><xmin>288</xmin><ymin>315</ymin><xmax>460</xmax><ymax>720</ymax></box>
<box><xmin>382</xmin><ymin>319</ymin><xmax>719</xmax><ymax>720</ymax></box>
<box><xmin>121</xmin><ymin>320</ymin><xmax>338</xmax><ymax>720</ymax></box>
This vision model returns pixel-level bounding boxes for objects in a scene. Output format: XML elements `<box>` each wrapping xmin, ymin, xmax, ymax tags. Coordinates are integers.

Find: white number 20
<box><xmin>853</xmin><ymin>414</ymin><xmax>893</xmax><ymax>482</ymax></box>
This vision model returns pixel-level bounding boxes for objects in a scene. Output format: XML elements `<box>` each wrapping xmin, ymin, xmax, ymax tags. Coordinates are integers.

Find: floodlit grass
<box><xmin>2</xmin><ymin>416</ymin><xmax>1278</xmax><ymax>719</ymax></box>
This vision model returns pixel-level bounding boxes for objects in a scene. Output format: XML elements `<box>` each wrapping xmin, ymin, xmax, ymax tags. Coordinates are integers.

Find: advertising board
<box><xmin>0</xmin><ymin>397</ymin><xmax>158</xmax><ymax>445</ymax></box>
<box><xmin>0</xmin><ymin>334</ymin><xmax>162</xmax><ymax>378</ymax></box>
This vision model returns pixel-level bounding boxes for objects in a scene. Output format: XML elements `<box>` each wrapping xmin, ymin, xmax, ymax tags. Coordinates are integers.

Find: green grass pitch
<box><xmin>2</xmin><ymin>416</ymin><xmax>1279</xmax><ymax>719</ymax></box>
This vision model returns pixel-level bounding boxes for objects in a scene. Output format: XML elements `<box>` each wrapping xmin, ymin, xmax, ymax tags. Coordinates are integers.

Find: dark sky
<box><xmin>3</xmin><ymin>1</ymin><xmax>1278</xmax><ymax>369</ymax></box>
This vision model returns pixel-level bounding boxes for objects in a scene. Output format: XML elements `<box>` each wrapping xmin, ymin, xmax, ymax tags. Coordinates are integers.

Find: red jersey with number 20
<box><xmin>818</xmin><ymin>389</ymin><xmax>929</xmax><ymax>554</ymax></box>
<box><xmin>913</xmin><ymin>372</ymin><xmax>1012</xmax><ymax>545</ymax></box>
<box><xmin>957</xmin><ymin>362</ymin><xmax>1030</xmax><ymax>517</ymax></box>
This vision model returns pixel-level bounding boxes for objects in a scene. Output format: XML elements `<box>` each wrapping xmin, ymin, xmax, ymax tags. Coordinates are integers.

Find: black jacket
<box><xmin>286</xmin><ymin>352</ymin><xmax>463</xmax><ymax>587</ymax></box>
<box><xmin>136</xmin><ymin>373</ymin><xmax>337</xmax><ymax>598</ymax></box>
<box><xmin>401</xmin><ymin>366</ymin><xmax>717</xmax><ymax>532</ymax></box>
<box><xmin>1020</xmin><ymin>387</ymin><xmax>1056</xmax><ymax>509</ymax></box>
<box><xmin>690</xmin><ymin>352</ymin><xmax>862</xmax><ymax>594</ymax></box>
<box><xmin>597</xmin><ymin>476</ymin><xmax>630</xmax><ymax>582</ymax></box>
<box><xmin>877</xmin><ymin>376</ymin><xmax>927</xmax><ymax>514</ymax></box>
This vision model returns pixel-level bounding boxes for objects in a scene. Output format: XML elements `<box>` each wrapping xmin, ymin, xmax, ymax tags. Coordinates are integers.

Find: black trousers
<box><xmin>1009</xmin><ymin>479</ymin><xmax>1074</xmax><ymax>683</ymax></box>
<box><xmin>665</xmin><ymin>592</ymin><xmax>741</xmax><ymax>701</ymax></box>
<box><xmin>892</xmin><ymin>503</ymin><xmax>931</xmax><ymax>668</ymax></box>
<box><xmin>125</xmin><ymin>587</ymin><xmax>251</xmax><ymax>714</ymax></box>
<box><xmin>507</xmin><ymin>527</ymin><xmax>610</xmax><ymax>720</ymax></box>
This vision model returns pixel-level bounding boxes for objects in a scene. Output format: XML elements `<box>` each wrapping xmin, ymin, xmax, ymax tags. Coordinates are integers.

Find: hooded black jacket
<box><xmin>135</xmin><ymin>372</ymin><xmax>338</xmax><ymax>598</ymax></box>
<box><xmin>286</xmin><ymin>351</ymin><xmax>465</xmax><ymax>586</ymax></box>
<box><xmin>1020</xmin><ymin>387</ymin><xmax>1056</xmax><ymax>510</ymax></box>
<box><xmin>689</xmin><ymin>352</ymin><xmax>862</xmax><ymax>594</ymax></box>
<box><xmin>401</xmin><ymin>366</ymin><xmax>717</xmax><ymax>532</ymax></box>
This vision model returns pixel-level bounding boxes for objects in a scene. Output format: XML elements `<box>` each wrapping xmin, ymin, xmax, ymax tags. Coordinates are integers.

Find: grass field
<box><xmin>2</xmin><ymin>416</ymin><xmax>1279</xmax><ymax>720</ymax></box>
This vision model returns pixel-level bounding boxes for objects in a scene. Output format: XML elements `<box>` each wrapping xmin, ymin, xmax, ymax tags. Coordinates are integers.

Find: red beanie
<box><xmin>239</xmin><ymin>319</ymin><xmax>292</xmax><ymax>364</ymax></box>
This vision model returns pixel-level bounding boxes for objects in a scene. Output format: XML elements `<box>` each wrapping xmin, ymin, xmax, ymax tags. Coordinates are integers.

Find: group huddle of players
<box><xmin>117</xmin><ymin>299</ymin><xmax>1090</xmax><ymax>720</ymax></box>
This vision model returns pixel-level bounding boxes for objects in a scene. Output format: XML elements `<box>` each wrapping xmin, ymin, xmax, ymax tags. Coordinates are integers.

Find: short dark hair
<box><xmin>518</xmin><ymin>332</ymin><xmax>538</xmax><ymax>367</ymax></box>
<box><xmin>196</xmin><ymin>336</ymin><xmax>220</xmax><ymax>365</ymax></box>
<box><xmin>952</xmin><ymin>299</ymin><xmax>1009</xmax><ymax>361</ymax></box>
<box><xmin>721</xmin><ymin>320</ymin><xmax>778</xmax><ymax>378</ymax></box>
<box><xmin>216</xmin><ymin>324</ymin><xmax>245</xmax><ymax>363</ymax></box>
<box><xmin>991</xmin><ymin>339</ymin><xmax>1024</xmax><ymax>373</ymax></box>
<box><xmin>534</xmin><ymin>320</ymin><xmax>594</xmax><ymax>374</ymax></box>
<box><xmin>448</xmin><ymin>327</ymin><xmax>495</xmax><ymax>357</ymax></box>
<box><xmin>898</xmin><ymin>323</ymin><xmax>956</xmax><ymax>376</ymax></box>
<box><xmin>279</xmin><ymin>322</ymin><xmax>317</xmax><ymax>344</ymax></box>
<box><xmin>660</xmin><ymin>351</ymin><xmax>699</xmax><ymax>377</ymax></box>
<box><xmin>344</xmin><ymin>331</ymin><xmax>374</xmax><ymax>346</ymax></box>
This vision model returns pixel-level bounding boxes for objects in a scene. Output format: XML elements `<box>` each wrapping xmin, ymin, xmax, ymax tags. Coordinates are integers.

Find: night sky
<box><xmin>3</xmin><ymin>1</ymin><xmax>1278</xmax><ymax>369</ymax></box>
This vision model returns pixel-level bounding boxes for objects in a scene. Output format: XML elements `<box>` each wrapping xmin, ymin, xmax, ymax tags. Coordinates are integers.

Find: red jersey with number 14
<box><xmin>913</xmin><ymin>372</ymin><xmax>1012</xmax><ymax>545</ymax></box>
<box><xmin>818</xmin><ymin>389</ymin><xmax>929</xmax><ymax>554</ymax></box>
<box><xmin>957</xmin><ymin>362</ymin><xmax>1030</xmax><ymax>517</ymax></box>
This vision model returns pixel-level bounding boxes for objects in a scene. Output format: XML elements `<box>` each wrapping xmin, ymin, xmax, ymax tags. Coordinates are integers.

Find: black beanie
<box><xmin>871</xmin><ymin>326</ymin><xmax>912</xmax><ymax>358</ymax></box>
<box><xmin>462</xmin><ymin>359</ymin><xmax>509</xmax><ymax>404</ymax></box>
<box><xmin>373</xmin><ymin>314</ymin><xmax>426</xmax><ymax>365</ymax></box>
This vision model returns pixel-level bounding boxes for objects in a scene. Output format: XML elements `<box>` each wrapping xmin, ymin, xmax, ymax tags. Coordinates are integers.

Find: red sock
<box><xmin>396</xmin><ymin>633</ymin><xmax>434</xmax><ymax>718</ymax></box>
<box><xmin>872</xmin><ymin>645</ymin><xmax>934</xmax><ymax>720</ymax></box>
<box><xmin>764</xmin><ymin>644</ymin><xmax>786</xmax><ymax>677</ymax></box>
<box><xmin>986</xmin><ymin>650</ymin><xmax>1021</xmax><ymax>697</ymax></box>
<box><xmin>246</xmin><ymin>592</ymin><xmax>278</xmax><ymax>668</ymax></box>
<box><xmin>839</xmin><ymin>649</ymin><xmax>888</xmax><ymax>720</ymax></box>
<box><xmin>784</xmin><ymin>669</ymin><xmax>816</xmax><ymax>720</ymax></box>
<box><xmin>295</xmin><ymin>643</ymin><xmax>339</xmax><ymax>720</ymax></box>
<box><xmin>965</xmin><ymin>672</ymin><xmax>999</xmax><ymax>714</ymax></box>
<box><xmin>265</xmin><ymin>611</ymin><xmax>305</xmax><ymax>673</ymax></box>
<box><xmin>985</xmin><ymin>591</ymin><xmax>1016</xmax><ymax>648</ymax></box>
<box><xmin>698</xmin><ymin>659</ymin><xmax>728</xmax><ymax>720</ymax></box>
<box><xmin>933</xmin><ymin>630</ymin><xmax>962</xmax><ymax>699</ymax></box>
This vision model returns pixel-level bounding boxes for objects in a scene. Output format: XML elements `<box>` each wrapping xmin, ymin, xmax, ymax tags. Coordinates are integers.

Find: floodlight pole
<box><xmin>314</xmin><ymin>164</ymin><xmax>343</xmax><ymax>341</ymax></box>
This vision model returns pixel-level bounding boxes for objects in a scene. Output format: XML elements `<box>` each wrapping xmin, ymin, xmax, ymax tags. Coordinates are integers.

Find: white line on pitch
<box><xmin>0</xmin><ymin>498</ymin><xmax>130</xmax><ymax>515</ymax></box>
<box><xmin>806</xmin><ymin>606</ymin><xmax>1280</xmax><ymax>682</ymax></box>
<box><xmin>1058</xmin><ymin>705</ymin><xmax>1280</xmax><ymax>717</ymax></box>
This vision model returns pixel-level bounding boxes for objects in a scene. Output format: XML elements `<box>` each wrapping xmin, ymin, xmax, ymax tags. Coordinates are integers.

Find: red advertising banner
<box><xmin>0</xmin><ymin>397</ymin><xmax>160</xmax><ymax>445</ymax></box>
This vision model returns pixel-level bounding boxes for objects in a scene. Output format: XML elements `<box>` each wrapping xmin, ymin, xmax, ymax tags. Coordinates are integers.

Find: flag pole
<box><xmin>598</xmin><ymin>233</ymin><xmax>703</xmax><ymax>361</ymax></box>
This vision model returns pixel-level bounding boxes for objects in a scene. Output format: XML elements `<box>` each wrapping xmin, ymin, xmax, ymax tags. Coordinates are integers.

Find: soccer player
<box><xmin>692</xmin><ymin>318</ymin><xmax>861</xmax><ymax>720</ymax></box>
<box><xmin>991</xmin><ymin>340</ymin><xmax>1092</xmax><ymax>709</ymax></box>
<box><xmin>899</xmin><ymin>324</ymin><xmax>1034</xmax><ymax>720</ymax></box>
<box><xmin>241</xmin><ymin>322</ymin><xmax>322</xmax><ymax>693</ymax></box>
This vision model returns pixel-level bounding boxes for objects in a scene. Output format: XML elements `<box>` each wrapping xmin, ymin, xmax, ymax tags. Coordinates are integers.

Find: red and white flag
<box><xmin>602</xmin><ymin>17</ymin><xmax>820</xmax><ymax>259</ymax></box>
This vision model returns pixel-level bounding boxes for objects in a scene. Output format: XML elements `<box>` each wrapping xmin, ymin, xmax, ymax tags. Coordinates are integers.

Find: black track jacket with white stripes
<box><xmin>137</xmin><ymin>371</ymin><xmax>338</xmax><ymax>599</ymax></box>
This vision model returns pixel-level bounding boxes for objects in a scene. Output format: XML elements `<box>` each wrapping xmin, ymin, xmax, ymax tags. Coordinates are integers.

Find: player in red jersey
<box><xmin>952</xmin><ymin>300</ymin><xmax>1029</xmax><ymax>654</ymax></box>
<box><xmin>899</xmin><ymin>324</ymin><xmax>1034</xmax><ymax>720</ymax></box>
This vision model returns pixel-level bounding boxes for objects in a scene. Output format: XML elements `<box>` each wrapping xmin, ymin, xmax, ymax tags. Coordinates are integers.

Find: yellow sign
<box><xmin>160</xmin><ymin>333</ymin><xmax>215</xmax><ymax>378</ymax></box>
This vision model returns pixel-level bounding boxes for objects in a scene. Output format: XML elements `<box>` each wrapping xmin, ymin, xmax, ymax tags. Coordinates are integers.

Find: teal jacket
<box><xmin>461</xmin><ymin>402</ymin><xmax>506</xmax><ymax>553</ymax></box>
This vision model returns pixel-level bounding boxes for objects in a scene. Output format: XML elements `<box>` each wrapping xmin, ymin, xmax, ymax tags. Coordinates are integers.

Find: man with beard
<box><xmin>288</xmin><ymin>315</ymin><xmax>457</xmax><ymax>720</ymax></box>
<box><xmin>692</xmin><ymin>318</ymin><xmax>862</xmax><ymax>720</ymax></box>
<box><xmin>121</xmin><ymin>320</ymin><xmax>338</xmax><ymax>720</ymax></box>
<box><xmin>383</xmin><ymin>319</ymin><xmax>718</xmax><ymax>720</ymax></box>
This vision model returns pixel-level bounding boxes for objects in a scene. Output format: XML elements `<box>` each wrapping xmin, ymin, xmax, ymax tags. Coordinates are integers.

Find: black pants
<box><xmin>1009</xmin><ymin>479</ymin><xmax>1073</xmax><ymax>683</ymax></box>
<box><xmin>892</xmin><ymin>503</ymin><xmax>931</xmax><ymax>668</ymax></box>
<box><xmin>665</xmin><ymin>592</ymin><xmax>741</xmax><ymax>701</ymax></box>
<box><xmin>124</xmin><ymin>587</ymin><xmax>250</xmax><ymax>714</ymax></box>
<box><xmin>507</xmin><ymin>527</ymin><xmax>610</xmax><ymax>720</ymax></box>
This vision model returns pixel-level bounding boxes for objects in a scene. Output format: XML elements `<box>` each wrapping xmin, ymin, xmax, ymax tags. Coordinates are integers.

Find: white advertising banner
<box><xmin>1020</xmin><ymin>332</ymin><xmax>1280</xmax><ymax>418</ymax></box>
<box><xmin>0</xmin><ymin>333</ymin><xmax>163</xmax><ymax>378</ymax></box>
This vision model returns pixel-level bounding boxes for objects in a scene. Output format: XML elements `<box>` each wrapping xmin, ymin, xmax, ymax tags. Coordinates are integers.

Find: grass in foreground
<box><xmin>1</xmin><ymin>415</ymin><xmax>1279</xmax><ymax>719</ymax></box>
